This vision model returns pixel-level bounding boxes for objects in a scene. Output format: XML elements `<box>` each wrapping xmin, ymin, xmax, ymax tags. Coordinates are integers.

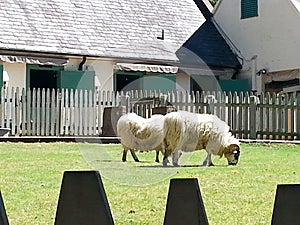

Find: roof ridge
<box><xmin>193</xmin><ymin>0</ymin><xmax>213</xmax><ymax>20</ymax></box>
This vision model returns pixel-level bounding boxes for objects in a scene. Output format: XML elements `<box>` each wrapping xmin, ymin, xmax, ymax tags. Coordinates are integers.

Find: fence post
<box><xmin>120</xmin><ymin>95</ymin><xmax>129</xmax><ymax>113</ymax></box>
<box><xmin>159</xmin><ymin>94</ymin><xmax>168</xmax><ymax>107</ymax></box>
<box><xmin>249</xmin><ymin>96</ymin><xmax>257</xmax><ymax>139</ymax></box>
<box><xmin>206</xmin><ymin>95</ymin><xmax>215</xmax><ymax>114</ymax></box>
<box><xmin>296</xmin><ymin>93</ymin><xmax>300</xmax><ymax>139</ymax></box>
<box><xmin>0</xmin><ymin>87</ymin><xmax>4</xmax><ymax>128</ymax></box>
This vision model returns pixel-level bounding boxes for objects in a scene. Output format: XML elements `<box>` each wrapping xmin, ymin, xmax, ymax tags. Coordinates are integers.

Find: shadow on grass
<box><xmin>92</xmin><ymin>159</ymin><xmax>229</xmax><ymax>168</ymax></box>
<box><xmin>94</xmin><ymin>159</ymin><xmax>121</xmax><ymax>163</ymax></box>
<box><xmin>182</xmin><ymin>164</ymin><xmax>228</xmax><ymax>168</ymax></box>
<box><xmin>138</xmin><ymin>164</ymin><xmax>229</xmax><ymax>168</ymax></box>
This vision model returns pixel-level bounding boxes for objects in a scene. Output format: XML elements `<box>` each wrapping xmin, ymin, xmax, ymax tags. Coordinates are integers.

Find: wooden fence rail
<box><xmin>1</xmin><ymin>87</ymin><xmax>300</xmax><ymax>140</ymax></box>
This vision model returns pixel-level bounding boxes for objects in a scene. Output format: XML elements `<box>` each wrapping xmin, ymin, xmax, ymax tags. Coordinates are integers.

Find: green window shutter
<box><xmin>142</xmin><ymin>75</ymin><xmax>176</xmax><ymax>92</ymax></box>
<box><xmin>218</xmin><ymin>79</ymin><xmax>250</xmax><ymax>92</ymax></box>
<box><xmin>241</xmin><ymin>0</ymin><xmax>258</xmax><ymax>19</ymax></box>
<box><xmin>191</xmin><ymin>75</ymin><xmax>220</xmax><ymax>92</ymax></box>
<box><xmin>58</xmin><ymin>71</ymin><xmax>95</xmax><ymax>90</ymax></box>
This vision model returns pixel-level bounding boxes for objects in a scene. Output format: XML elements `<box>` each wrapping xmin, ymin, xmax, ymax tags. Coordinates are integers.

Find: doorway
<box><xmin>30</xmin><ymin>69</ymin><xmax>58</xmax><ymax>89</ymax></box>
<box><xmin>27</xmin><ymin>65</ymin><xmax>63</xmax><ymax>90</ymax></box>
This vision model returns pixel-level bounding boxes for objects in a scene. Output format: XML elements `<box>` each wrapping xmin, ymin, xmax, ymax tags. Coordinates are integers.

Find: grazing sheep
<box><xmin>117</xmin><ymin>113</ymin><xmax>165</xmax><ymax>163</ymax></box>
<box><xmin>162</xmin><ymin>111</ymin><xmax>240</xmax><ymax>167</ymax></box>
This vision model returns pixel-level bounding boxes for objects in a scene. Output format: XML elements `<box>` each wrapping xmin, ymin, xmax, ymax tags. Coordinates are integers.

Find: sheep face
<box><xmin>224</xmin><ymin>144</ymin><xmax>240</xmax><ymax>166</ymax></box>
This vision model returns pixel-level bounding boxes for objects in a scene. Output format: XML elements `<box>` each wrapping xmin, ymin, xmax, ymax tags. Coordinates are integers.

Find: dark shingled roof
<box><xmin>177</xmin><ymin>20</ymin><xmax>242</xmax><ymax>69</ymax></box>
<box><xmin>176</xmin><ymin>0</ymin><xmax>241</xmax><ymax>69</ymax></box>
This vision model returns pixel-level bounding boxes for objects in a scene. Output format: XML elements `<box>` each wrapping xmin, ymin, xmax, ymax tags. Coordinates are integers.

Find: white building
<box><xmin>213</xmin><ymin>0</ymin><xmax>300</xmax><ymax>93</ymax></box>
<box><xmin>0</xmin><ymin>0</ymin><xmax>241</xmax><ymax>93</ymax></box>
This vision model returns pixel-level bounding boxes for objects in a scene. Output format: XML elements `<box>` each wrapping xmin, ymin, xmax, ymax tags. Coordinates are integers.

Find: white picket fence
<box><xmin>1</xmin><ymin>87</ymin><xmax>300</xmax><ymax>140</ymax></box>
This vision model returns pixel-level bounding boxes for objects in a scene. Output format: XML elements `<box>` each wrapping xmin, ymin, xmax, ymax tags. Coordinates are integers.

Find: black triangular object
<box><xmin>271</xmin><ymin>184</ymin><xmax>300</xmax><ymax>225</ymax></box>
<box><xmin>0</xmin><ymin>191</ymin><xmax>9</xmax><ymax>225</ymax></box>
<box><xmin>164</xmin><ymin>178</ymin><xmax>209</xmax><ymax>225</ymax></box>
<box><xmin>54</xmin><ymin>171</ymin><xmax>114</xmax><ymax>225</ymax></box>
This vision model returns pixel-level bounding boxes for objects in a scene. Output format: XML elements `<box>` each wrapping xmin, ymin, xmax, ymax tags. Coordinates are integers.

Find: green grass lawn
<box><xmin>0</xmin><ymin>142</ymin><xmax>299</xmax><ymax>225</ymax></box>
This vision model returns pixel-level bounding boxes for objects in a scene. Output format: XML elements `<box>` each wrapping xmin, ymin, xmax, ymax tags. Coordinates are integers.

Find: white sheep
<box><xmin>162</xmin><ymin>110</ymin><xmax>240</xmax><ymax>167</ymax></box>
<box><xmin>117</xmin><ymin>113</ymin><xmax>165</xmax><ymax>163</ymax></box>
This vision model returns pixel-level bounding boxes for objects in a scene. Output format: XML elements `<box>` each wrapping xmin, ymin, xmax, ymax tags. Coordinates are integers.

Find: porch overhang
<box><xmin>0</xmin><ymin>55</ymin><xmax>68</xmax><ymax>66</ymax></box>
<box><xmin>114</xmin><ymin>63</ymin><xmax>178</xmax><ymax>74</ymax></box>
<box><xmin>263</xmin><ymin>69</ymin><xmax>300</xmax><ymax>83</ymax></box>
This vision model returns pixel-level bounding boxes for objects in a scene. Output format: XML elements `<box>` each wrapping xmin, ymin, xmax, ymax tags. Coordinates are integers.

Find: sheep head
<box><xmin>223</xmin><ymin>144</ymin><xmax>240</xmax><ymax>166</ymax></box>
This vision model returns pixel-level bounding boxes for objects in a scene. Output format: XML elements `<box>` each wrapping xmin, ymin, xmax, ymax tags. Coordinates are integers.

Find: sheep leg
<box><xmin>162</xmin><ymin>149</ymin><xmax>172</xmax><ymax>167</ymax></box>
<box><xmin>122</xmin><ymin>149</ymin><xmax>128</xmax><ymax>162</ymax></box>
<box><xmin>122</xmin><ymin>147</ymin><xmax>140</xmax><ymax>162</ymax></box>
<box><xmin>155</xmin><ymin>150</ymin><xmax>160</xmax><ymax>163</ymax></box>
<box><xmin>162</xmin><ymin>149</ymin><xmax>179</xmax><ymax>166</ymax></box>
<box><xmin>130</xmin><ymin>149</ymin><xmax>140</xmax><ymax>162</ymax></box>
<box><xmin>162</xmin><ymin>156</ymin><xmax>169</xmax><ymax>167</ymax></box>
<box><xmin>172</xmin><ymin>150</ymin><xmax>182</xmax><ymax>167</ymax></box>
<box><xmin>201</xmin><ymin>153</ymin><xmax>214</xmax><ymax>167</ymax></box>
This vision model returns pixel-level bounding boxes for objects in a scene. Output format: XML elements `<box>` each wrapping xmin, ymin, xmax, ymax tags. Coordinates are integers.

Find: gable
<box><xmin>176</xmin><ymin>21</ymin><xmax>241</xmax><ymax>69</ymax></box>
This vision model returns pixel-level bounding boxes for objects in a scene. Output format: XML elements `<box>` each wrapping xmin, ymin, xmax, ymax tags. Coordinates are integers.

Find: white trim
<box><xmin>290</xmin><ymin>0</ymin><xmax>300</xmax><ymax>12</ymax></box>
<box><xmin>282</xmin><ymin>85</ymin><xmax>300</xmax><ymax>93</ymax></box>
<box><xmin>114</xmin><ymin>63</ymin><xmax>178</xmax><ymax>74</ymax></box>
<box><xmin>3</xmin><ymin>70</ymin><xmax>9</xmax><ymax>82</ymax></box>
<box><xmin>0</xmin><ymin>55</ymin><xmax>68</xmax><ymax>66</ymax></box>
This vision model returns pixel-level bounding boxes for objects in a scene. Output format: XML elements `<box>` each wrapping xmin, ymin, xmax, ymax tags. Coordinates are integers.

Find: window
<box><xmin>114</xmin><ymin>71</ymin><xmax>176</xmax><ymax>92</ymax></box>
<box><xmin>114</xmin><ymin>71</ymin><xmax>145</xmax><ymax>92</ymax></box>
<box><xmin>241</xmin><ymin>0</ymin><xmax>258</xmax><ymax>19</ymax></box>
<box><xmin>27</xmin><ymin>64</ymin><xmax>64</xmax><ymax>90</ymax></box>
<box><xmin>27</xmin><ymin>65</ymin><xmax>95</xmax><ymax>91</ymax></box>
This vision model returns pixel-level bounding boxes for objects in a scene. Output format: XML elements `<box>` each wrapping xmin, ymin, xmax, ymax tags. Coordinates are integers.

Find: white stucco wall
<box><xmin>213</xmin><ymin>0</ymin><xmax>300</xmax><ymax>86</ymax></box>
<box><xmin>2</xmin><ymin>57</ymin><xmax>197</xmax><ymax>92</ymax></box>
<box><xmin>2</xmin><ymin>62</ymin><xmax>26</xmax><ymax>89</ymax></box>
<box><xmin>88</xmin><ymin>60</ymin><xmax>114</xmax><ymax>91</ymax></box>
<box><xmin>176</xmin><ymin>73</ymin><xmax>190</xmax><ymax>91</ymax></box>
<box><xmin>1</xmin><ymin>57</ymin><xmax>114</xmax><ymax>91</ymax></box>
<box><xmin>64</xmin><ymin>58</ymin><xmax>83</xmax><ymax>71</ymax></box>
<box><xmin>63</xmin><ymin>58</ymin><xmax>114</xmax><ymax>91</ymax></box>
